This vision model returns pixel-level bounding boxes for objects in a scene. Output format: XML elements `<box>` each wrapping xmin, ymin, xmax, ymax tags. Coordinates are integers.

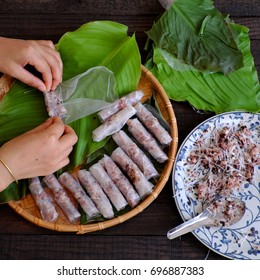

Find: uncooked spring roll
<box><xmin>127</xmin><ymin>118</ymin><xmax>168</xmax><ymax>163</ymax></box>
<box><xmin>28</xmin><ymin>177</ymin><xmax>59</xmax><ymax>223</ymax></box>
<box><xmin>134</xmin><ymin>102</ymin><xmax>172</xmax><ymax>146</ymax></box>
<box><xmin>78</xmin><ymin>170</ymin><xmax>114</xmax><ymax>219</ymax></box>
<box><xmin>92</xmin><ymin>105</ymin><xmax>136</xmax><ymax>142</ymax></box>
<box><xmin>43</xmin><ymin>174</ymin><xmax>81</xmax><ymax>224</ymax></box>
<box><xmin>58</xmin><ymin>172</ymin><xmax>100</xmax><ymax>219</ymax></box>
<box><xmin>89</xmin><ymin>162</ymin><xmax>128</xmax><ymax>211</ymax></box>
<box><xmin>112</xmin><ymin>130</ymin><xmax>159</xmax><ymax>179</ymax></box>
<box><xmin>100</xmin><ymin>155</ymin><xmax>141</xmax><ymax>208</ymax></box>
<box><xmin>44</xmin><ymin>90</ymin><xmax>68</xmax><ymax>119</ymax></box>
<box><xmin>111</xmin><ymin>147</ymin><xmax>154</xmax><ymax>198</ymax></box>
<box><xmin>98</xmin><ymin>90</ymin><xmax>144</xmax><ymax>122</ymax></box>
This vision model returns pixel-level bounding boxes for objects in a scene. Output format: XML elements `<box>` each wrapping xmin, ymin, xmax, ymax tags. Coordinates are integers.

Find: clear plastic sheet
<box><xmin>45</xmin><ymin>66</ymin><xmax>118</xmax><ymax>123</ymax></box>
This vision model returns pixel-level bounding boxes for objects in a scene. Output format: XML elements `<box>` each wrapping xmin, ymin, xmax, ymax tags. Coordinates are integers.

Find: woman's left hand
<box><xmin>0</xmin><ymin>37</ymin><xmax>63</xmax><ymax>92</ymax></box>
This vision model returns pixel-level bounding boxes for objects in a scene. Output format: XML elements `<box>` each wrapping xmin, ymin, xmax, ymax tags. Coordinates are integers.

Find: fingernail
<box><xmin>53</xmin><ymin>116</ymin><xmax>62</xmax><ymax>122</ymax></box>
<box><xmin>39</xmin><ymin>85</ymin><xmax>46</xmax><ymax>92</ymax></box>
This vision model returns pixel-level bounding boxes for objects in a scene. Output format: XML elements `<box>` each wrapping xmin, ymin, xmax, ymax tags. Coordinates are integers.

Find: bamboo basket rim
<box><xmin>2</xmin><ymin>65</ymin><xmax>178</xmax><ymax>234</ymax></box>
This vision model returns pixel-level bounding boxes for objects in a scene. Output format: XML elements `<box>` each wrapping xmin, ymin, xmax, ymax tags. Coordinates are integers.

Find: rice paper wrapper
<box><xmin>53</xmin><ymin>66</ymin><xmax>118</xmax><ymax>123</ymax></box>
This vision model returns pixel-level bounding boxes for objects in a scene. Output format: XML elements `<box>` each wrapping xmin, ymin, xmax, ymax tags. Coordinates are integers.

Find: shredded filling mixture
<box><xmin>184</xmin><ymin>123</ymin><xmax>260</xmax><ymax>205</ymax></box>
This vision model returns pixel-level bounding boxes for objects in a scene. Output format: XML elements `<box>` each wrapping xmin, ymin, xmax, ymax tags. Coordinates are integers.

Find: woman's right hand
<box><xmin>0</xmin><ymin>117</ymin><xmax>78</xmax><ymax>191</ymax></box>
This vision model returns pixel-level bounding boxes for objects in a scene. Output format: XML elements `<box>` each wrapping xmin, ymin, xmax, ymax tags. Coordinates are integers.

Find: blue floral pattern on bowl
<box><xmin>172</xmin><ymin>112</ymin><xmax>260</xmax><ymax>260</ymax></box>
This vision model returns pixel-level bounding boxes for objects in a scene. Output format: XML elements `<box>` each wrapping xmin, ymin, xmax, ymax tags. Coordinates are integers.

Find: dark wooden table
<box><xmin>0</xmin><ymin>0</ymin><xmax>259</xmax><ymax>260</ymax></box>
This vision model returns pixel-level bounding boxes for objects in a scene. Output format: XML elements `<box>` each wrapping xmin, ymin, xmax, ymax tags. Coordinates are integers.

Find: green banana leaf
<box><xmin>146</xmin><ymin>0</ymin><xmax>243</xmax><ymax>74</ymax></box>
<box><xmin>57</xmin><ymin>21</ymin><xmax>141</xmax><ymax>167</ymax></box>
<box><xmin>0</xmin><ymin>83</ymin><xmax>47</xmax><ymax>144</ymax></box>
<box><xmin>0</xmin><ymin>21</ymin><xmax>141</xmax><ymax>202</ymax></box>
<box><xmin>145</xmin><ymin>11</ymin><xmax>260</xmax><ymax>113</ymax></box>
<box><xmin>57</xmin><ymin>21</ymin><xmax>141</xmax><ymax>94</ymax></box>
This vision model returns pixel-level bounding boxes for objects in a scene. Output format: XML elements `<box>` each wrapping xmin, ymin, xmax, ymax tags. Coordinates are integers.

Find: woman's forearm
<box><xmin>0</xmin><ymin>157</ymin><xmax>14</xmax><ymax>192</ymax></box>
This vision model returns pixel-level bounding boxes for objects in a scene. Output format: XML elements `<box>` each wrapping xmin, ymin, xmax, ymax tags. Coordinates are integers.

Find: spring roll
<box><xmin>43</xmin><ymin>90</ymin><xmax>68</xmax><ymax>120</ymax></box>
<box><xmin>43</xmin><ymin>174</ymin><xmax>81</xmax><ymax>224</ymax></box>
<box><xmin>112</xmin><ymin>130</ymin><xmax>159</xmax><ymax>179</ymax></box>
<box><xmin>28</xmin><ymin>177</ymin><xmax>59</xmax><ymax>223</ymax></box>
<box><xmin>111</xmin><ymin>147</ymin><xmax>154</xmax><ymax>198</ymax></box>
<box><xmin>98</xmin><ymin>90</ymin><xmax>144</xmax><ymax>122</ymax></box>
<box><xmin>78</xmin><ymin>170</ymin><xmax>114</xmax><ymax>219</ymax></box>
<box><xmin>92</xmin><ymin>105</ymin><xmax>136</xmax><ymax>142</ymax></box>
<box><xmin>58</xmin><ymin>172</ymin><xmax>100</xmax><ymax>219</ymax></box>
<box><xmin>127</xmin><ymin>118</ymin><xmax>168</xmax><ymax>163</ymax></box>
<box><xmin>134</xmin><ymin>102</ymin><xmax>172</xmax><ymax>146</ymax></box>
<box><xmin>89</xmin><ymin>162</ymin><xmax>128</xmax><ymax>211</ymax></box>
<box><xmin>100</xmin><ymin>155</ymin><xmax>141</xmax><ymax>208</ymax></box>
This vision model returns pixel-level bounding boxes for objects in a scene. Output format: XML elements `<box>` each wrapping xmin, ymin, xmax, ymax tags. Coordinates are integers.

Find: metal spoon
<box><xmin>167</xmin><ymin>197</ymin><xmax>246</xmax><ymax>240</ymax></box>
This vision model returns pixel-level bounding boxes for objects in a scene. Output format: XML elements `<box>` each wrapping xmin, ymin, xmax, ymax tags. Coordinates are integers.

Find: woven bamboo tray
<box><xmin>0</xmin><ymin>65</ymin><xmax>178</xmax><ymax>234</ymax></box>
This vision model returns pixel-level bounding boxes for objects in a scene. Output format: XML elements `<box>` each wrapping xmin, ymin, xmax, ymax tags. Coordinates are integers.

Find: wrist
<box><xmin>0</xmin><ymin>160</ymin><xmax>14</xmax><ymax>192</ymax></box>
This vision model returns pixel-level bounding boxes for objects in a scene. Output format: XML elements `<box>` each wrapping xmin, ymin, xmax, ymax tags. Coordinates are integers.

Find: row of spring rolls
<box><xmin>93</xmin><ymin>89</ymin><xmax>172</xmax><ymax>163</ymax></box>
<box><xmin>29</xmin><ymin>141</ymin><xmax>164</xmax><ymax>224</ymax></box>
<box><xmin>77</xmin><ymin>150</ymin><xmax>154</xmax><ymax>218</ymax></box>
<box><xmin>28</xmin><ymin>144</ymin><xmax>156</xmax><ymax>223</ymax></box>
<box><xmin>29</xmin><ymin>89</ymin><xmax>172</xmax><ymax>224</ymax></box>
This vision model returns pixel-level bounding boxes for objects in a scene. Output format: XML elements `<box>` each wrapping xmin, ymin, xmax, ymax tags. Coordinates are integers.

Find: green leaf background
<box><xmin>146</xmin><ymin>0</ymin><xmax>243</xmax><ymax>74</ymax></box>
<box><xmin>145</xmin><ymin>0</ymin><xmax>260</xmax><ymax>113</ymax></box>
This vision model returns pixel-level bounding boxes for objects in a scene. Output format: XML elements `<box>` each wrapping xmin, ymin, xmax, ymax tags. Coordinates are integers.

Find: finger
<box><xmin>46</xmin><ymin>157</ymin><xmax>70</xmax><ymax>176</ymax></box>
<box><xmin>42</xmin><ymin>50</ymin><xmax>63</xmax><ymax>90</ymax></box>
<box><xmin>46</xmin><ymin>117</ymin><xmax>66</xmax><ymax>138</ymax></box>
<box><xmin>61</xmin><ymin>146</ymin><xmax>74</xmax><ymax>158</ymax></box>
<box><xmin>38</xmin><ymin>49</ymin><xmax>63</xmax><ymax>91</ymax></box>
<box><xmin>64</xmin><ymin>125</ymin><xmax>77</xmax><ymax>136</ymax></box>
<box><xmin>11</xmin><ymin>65</ymin><xmax>47</xmax><ymax>92</ymax></box>
<box><xmin>55</xmin><ymin>146</ymin><xmax>73</xmax><ymax>164</ymax></box>
<box><xmin>59</xmin><ymin>132</ymin><xmax>78</xmax><ymax>149</ymax></box>
<box><xmin>37</xmin><ymin>40</ymin><xmax>55</xmax><ymax>49</ymax></box>
<box><xmin>32</xmin><ymin>43</ymin><xmax>63</xmax><ymax>90</ymax></box>
<box><xmin>36</xmin><ymin>43</ymin><xmax>63</xmax><ymax>73</ymax></box>
<box><xmin>57</xmin><ymin>157</ymin><xmax>71</xmax><ymax>170</ymax></box>
<box><xmin>60</xmin><ymin>125</ymin><xmax>78</xmax><ymax>146</ymax></box>
<box><xmin>38</xmin><ymin>46</ymin><xmax>62</xmax><ymax>72</ymax></box>
<box><xmin>50</xmin><ymin>61</ymin><xmax>63</xmax><ymax>90</ymax></box>
<box><xmin>31</xmin><ymin>58</ymin><xmax>52</xmax><ymax>92</ymax></box>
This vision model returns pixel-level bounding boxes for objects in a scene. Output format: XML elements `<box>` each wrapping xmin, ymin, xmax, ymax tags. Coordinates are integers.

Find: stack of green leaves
<box><xmin>0</xmin><ymin>21</ymin><xmax>141</xmax><ymax>202</ymax></box>
<box><xmin>145</xmin><ymin>0</ymin><xmax>260</xmax><ymax>113</ymax></box>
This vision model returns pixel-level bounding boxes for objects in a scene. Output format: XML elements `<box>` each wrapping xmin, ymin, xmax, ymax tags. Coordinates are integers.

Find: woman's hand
<box><xmin>0</xmin><ymin>117</ymin><xmax>78</xmax><ymax>191</ymax></box>
<box><xmin>0</xmin><ymin>37</ymin><xmax>62</xmax><ymax>92</ymax></box>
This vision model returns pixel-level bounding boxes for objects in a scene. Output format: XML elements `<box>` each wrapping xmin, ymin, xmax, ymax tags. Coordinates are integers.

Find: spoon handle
<box><xmin>167</xmin><ymin>211</ymin><xmax>210</xmax><ymax>240</ymax></box>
